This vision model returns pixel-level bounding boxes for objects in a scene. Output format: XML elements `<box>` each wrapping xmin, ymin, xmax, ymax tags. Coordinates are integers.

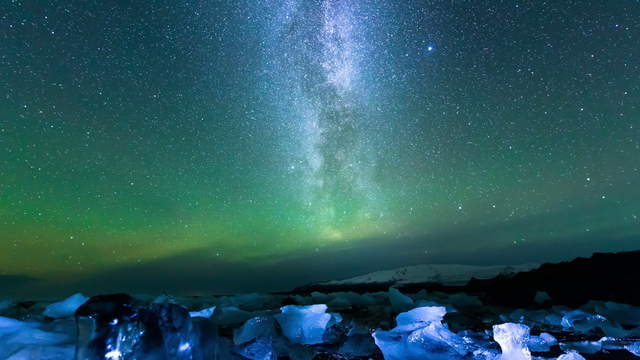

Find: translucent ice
<box><xmin>388</xmin><ymin>287</ymin><xmax>413</xmax><ymax>311</ymax></box>
<box><xmin>338</xmin><ymin>334</ymin><xmax>377</xmax><ymax>357</ymax></box>
<box><xmin>274</xmin><ymin>304</ymin><xmax>331</xmax><ymax>345</ymax></box>
<box><xmin>0</xmin><ymin>299</ymin><xmax>14</xmax><ymax>314</ymax></box>
<box><xmin>492</xmin><ymin>323</ymin><xmax>531</xmax><ymax>360</ymax></box>
<box><xmin>327</xmin><ymin>291</ymin><xmax>376</xmax><ymax>309</ymax></box>
<box><xmin>560</xmin><ymin>340</ymin><xmax>601</xmax><ymax>354</ymax></box>
<box><xmin>236</xmin><ymin>337</ymin><xmax>277</xmax><ymax>360</ymax></box>
<box><xmin>527</xmin><ymin>332</ymin><xmax>557</xmax><ymax>352</ymax></box>
<box><xmin>0</xmin><ymin>316</ymin><xmax>70</xmax><ymax>359</ymax></box>
<box><xmin>234</xmin><ymin>316</ymin><xmax>277</xmax><ymax>345</ymax></box>
<box><xmin>75</xmin><ymin>293</ymin><xmax>217</xmax><ymax>360</ymax></box>
<box><xmin>373</xmin><ymin>306</ymin><xmax>469</xmax><ymax>360</ymax></box>
<box><xmin>625</xmin><ymin>341</ymin><xmax>640</xmax><ymax>356</ymax></box>
<box><xmin>189</xmin><ymin>305</ymin><xmax>216</xmax><ymax>318</ymax></box>
<box><xmin>561</xmin><ymin>309</ymin><xmax>629</xmax><ymax>337</ymax></box>
<box><xmin>43</xmin><ymin>293</ymin><xmax>88</xmax><ymax>319</ymax></box>
<box><xmin>395</xmin><ymin>306</ymin><xmax>447</xmax><ymax>331</ymax></box>
<box><xmin>557</xmin><ymin>351</ymin><xmax>586</xmax><ymax>360</ymax></box>
<box><xmin>5</xmin><ymin>345</ymin><xmax>74</xmax><ymax>360</ymax></box>
<box><xmin>594</xmin><ymin>301</ymin><xmax>640</xmax><ymax>326</ymax></box>
<box><xmin>215</xmin><ymin>306</ymin><xmax>253</xmax><ymax>326</ymax></box>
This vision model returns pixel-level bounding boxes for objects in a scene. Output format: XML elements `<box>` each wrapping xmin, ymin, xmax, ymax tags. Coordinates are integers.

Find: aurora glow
<box><xmin>0</xmin><ymin>0</ymin><xmax>639</xmax><ymax>297</ymax></box>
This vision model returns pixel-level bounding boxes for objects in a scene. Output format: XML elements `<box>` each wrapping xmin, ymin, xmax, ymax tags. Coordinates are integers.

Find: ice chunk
<box><xmin>0</xmin><ymin>299</ymin><xmax>14</xmax><ymax>314</ymax></box>
<box><xmin>561</xmin><ymin>309</ymin><xmax>629</xmax><ymax>337</ymax></box>
<box><xmin>373</xmin><ymin>324</ymin><xmax>468</xmax><ymax>360</ymax></box>
<box><xmin>236</xmin><ymin>337</ymin><xmax>277</xmax><ymax>360</ymax></box>
<box><xmin>215</xmin><ymin>306</ymin><xmax>253</xmax><ymax>326</ymax></box>
<box><xmin>527</xmin><ymin>332</ymin><xmax>557</xmax><ymax>352</ymax></box>
<box><xmin>190</xmin><ymin>305</ymin><xmax>216</xmax><ymax>318</ymax></box>
<box><xmin>0</xmin><ymin>316</ymin><xmax>35</xmax><ymax>336</ymax></box>
<box><xmin>598</xmin><ymin>336</ymin><xmax>625</xmax><ymax>351</ymax></box>
<box><xmin>557</xmin><ymin>351</ymin><xmax>586</xmax><ymax>360</ymax></box>
<box><xmin>625</xmin><ymin>341</ymin><xmax>640</xmax><ymax>356</ymax></box>
<box><xmin>322</xmin><ymin>312</ymin><xmax>345</xmax><ymax>344</ymax></box>
<box><xmin>338</xmin><ymin>334</ymin><xmax>377</xmax><ymax>357</ymax></box>
<box><xmin>594</xmin><ymin>302</ymin><xmax>640</xmax><ymax>326</ymax></box>
<box><xmin>286</xmin><ymin>344</ymin><xmax>316</xmax><ymax>360</ymax></box>
<box><xmin>373</xmin><ymin>306</ymin><xmax>470</xmax><ymax>360</ymax></box>
<box><xmin>389</xmin><ymin>287</ymin><xmax>413</xmax><ymax>311</ymax></box>
<box><xmin>5</xmin><ymin>345</ymin><xmax>74</xmax><ymax>360</ymax></box>
<box><xmin>43</xmin><ymin>293</ymin><xmax>88</xmax><ymax>319</ymax></box>
<box><xmin>0</xmin><ymin>316</ymin><xmax>70</xmax><ymax>360</ymax></box>
<box><xmin>560</xmin><ymin>340</ymin><xmax>601</xmax><ymax>354</ymax></box>
<box><xmin>327</xmin><ymin>291</ymin><xmax>376</xmax><ymax>309</ymax></box>
<box><xmin>492</xmin><ymin>323</ymin><xmax>531</xmax><ymax>360</ymax></box>
<box><xmin>152</xmin><ymin>294</ymin><xmax>180</xmax><ymax>304</ymax></box>
<box><xmin>372</xmin><ymin>330</ymin><xmax>412</xmax><ymax>360</ymax></box>
<box><xmin>561</xmin><ymin>310</ymin><xmax>607</xmax><ymax>333</ymax></box>
<box><xmin>234</xmin><ymin>316</ymin><xmax>277</xmax><ymax>345</ymax></box>
<box><xmin>75</xmin><ymin>293</ymin><xmax>217</xmax><ymax>359</ymax></box>
<box><xmin>275</xmin><ymin>304</ymin><xmax>331</xmax><ymax>345</ymax></box>
<box><xmin>327</xmin><ymin>312</ymin><xmax>342</xmax><ymax>327</ymax></box>
<box><xmin>311</xmin><ymin>291</ymin><xmax>331</xmax><ymax>304</ymax></box>
<box><xmin>395</xmin><ymin>306</ymin><xmax>447</xmax><ymax>331</ymax></box>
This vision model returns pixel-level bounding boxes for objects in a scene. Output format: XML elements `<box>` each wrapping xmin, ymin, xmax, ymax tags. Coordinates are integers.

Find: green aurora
<box><xmin>0</xmin><ymin>0</ymin><xmax>639</xmax><ymax>296</ymax></box>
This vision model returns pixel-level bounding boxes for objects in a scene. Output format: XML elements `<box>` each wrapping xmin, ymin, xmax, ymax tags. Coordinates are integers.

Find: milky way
<box><xmin>268</xmin><ymin>0</ymin><xmax>384</xmax><ymax>241</ymax></box>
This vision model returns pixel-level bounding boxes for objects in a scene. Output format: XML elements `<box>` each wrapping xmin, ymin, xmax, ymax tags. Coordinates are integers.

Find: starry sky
<box><xmin>1</xmin><ymin>0</ymin><xmax>639</xmax><ymax>297</ymax></box>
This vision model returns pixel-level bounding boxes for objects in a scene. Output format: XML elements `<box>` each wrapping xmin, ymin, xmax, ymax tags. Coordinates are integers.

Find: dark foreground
<box><xmin>1</xmin><ymin>250</ymin><xmax>640</xmax><ymax>359</ymax></box>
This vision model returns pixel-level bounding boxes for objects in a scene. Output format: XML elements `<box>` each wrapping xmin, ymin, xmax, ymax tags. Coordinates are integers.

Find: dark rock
<box><xmin>468</xmin><ymin>250</ymin><xmax>640</xmax><ymax>307</ymax></box>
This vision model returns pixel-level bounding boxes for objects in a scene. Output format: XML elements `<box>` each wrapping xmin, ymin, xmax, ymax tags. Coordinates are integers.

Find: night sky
<box><xmin>1</xmin><ymin>0</ymin><xmax>639</xmax><ymax>297</ymax></box>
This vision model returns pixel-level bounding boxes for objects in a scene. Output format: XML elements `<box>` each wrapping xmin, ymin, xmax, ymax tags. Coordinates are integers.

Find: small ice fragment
<box><xmin>5</xmin><ymin>345</ymin><xmax>74</xmax><ymax>360</ymax></box>
<box><xmin>493</xmin><ymin>323</ymin><xmax>531</xmax><ymax>360</ymax></box>
<box><xmin>626</xmin><ymin>341</ymin><xmax>640</xmax><ymax>356</ymax></box>
<box><xmin>560</xmin><ymin>340</ymin><xmax>601</xmax><ymax>354</ymax></box>
<box><xmin>236</xmin><ymin>337</ymin><xmax>277</xmax><ymax>360</ymax></box>
<box><xmin>595</xmin><ymin>302</ymin><xmax>640</xmax><ymax>326</ymax></box>
<box><xmin>396</xmin><ymin>306</ymin><xmax>447</xmax><ymax>331</ymax></box>
<box><xmin>557</xmin><ymin>350</ymin><xmax>586</xmax><ymax>360</ymax></box>
<box><xmin>234</xmin><ymin>316</ymin><xmax>277</xmax><ymax>345</ymax></box>
<box><xmin>527</xmin><ymin>332</ymin><xmax>557</xmax><ymax>352</ymax></box>
<box><xmin>373</xmin><ymin>306</ymin><xmax>469</xmax><ymax>360</ymax></box>
<box><xmin>275</xmin><ymin>304</ymin><xmax>331</xmax><ymax>345</ymax></box>
<box><xmin>388</xmin><ymin>287</ymin><xmax>413</xmax><ymax>311</ymax></box>
<box><xmin>0</xmin><ymin>316</ymin><xmax>70</xmax><ymax>359</ymax></box>
<box><xmin>561</xmin><ymin>310</ymin><xmax>613</xmax><ymax>335</ymax></box>
<box><xmin>215</xmin><ymin>306</ymin><xmax>253</xmax><ymax>326</ymax></box>
<box><xmin>339</xmin><ymin>335</ymin><xmax>377</xmax><ymax>357</ymax></box>
<box><xmin>189</xmin><ymin>305</ymin><xmax>216</xmax><ymax>318</ymax></box>
<box><xmin>43</xmin><ymin>293</ymin><xmax>88</xmax><ymax>318</ymax></box>
<box><xmin>0</xmin><ymin>299</ymin><xmax>14</xmax><ymax>313</ymax></box>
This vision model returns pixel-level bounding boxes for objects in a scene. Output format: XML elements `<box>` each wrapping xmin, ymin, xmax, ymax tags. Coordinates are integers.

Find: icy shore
<box><xmin>1</xmin><ymin>288</ymin><xmax>639</xmax><ymax>359</ymax></box>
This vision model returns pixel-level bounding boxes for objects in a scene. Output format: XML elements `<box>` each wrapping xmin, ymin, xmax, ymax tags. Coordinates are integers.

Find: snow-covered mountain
<box><xmin>318</xmin><ymin>263</ymin><xmax>539</xmax><ymax>287</ymax></box>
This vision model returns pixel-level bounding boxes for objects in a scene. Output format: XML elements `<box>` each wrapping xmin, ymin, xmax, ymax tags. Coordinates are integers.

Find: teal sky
<box><xmin>1</xmin><ymin>0</ymin><xmax>639</xmax><ymax>296</ymax></box>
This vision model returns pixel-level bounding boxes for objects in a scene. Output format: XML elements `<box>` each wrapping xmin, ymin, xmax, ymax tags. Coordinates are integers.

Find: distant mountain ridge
<box><xmin>292</xmin><ymin>263</ymin><xmax>538</xmax><ymax>294</ymax></box>
<box><xmin>294</xmin><ymin>249</ymin><xmax>640</xmax><ymax>308</ymax></box>
<box><xmin>321</xmin><ymin>263</ymin><xmax>538</xmax><ymax>286</ymax></box>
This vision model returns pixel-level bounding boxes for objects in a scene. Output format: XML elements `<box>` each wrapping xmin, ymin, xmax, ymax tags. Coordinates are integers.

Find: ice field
<box><xmin>1</xmin><ymin>287</ymin><xmax>639</xmax><ymax>359</ymax></box>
